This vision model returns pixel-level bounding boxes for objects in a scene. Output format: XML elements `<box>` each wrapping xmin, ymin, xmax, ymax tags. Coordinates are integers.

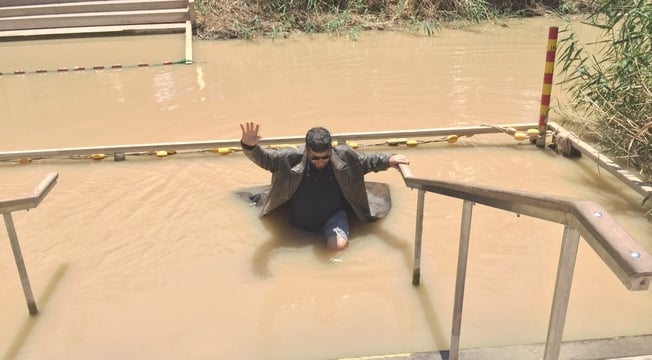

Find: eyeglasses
<box><xmin>309</xmin><ymin>154</ymin><xmax>330</xmax><ymax>161</ymax></box>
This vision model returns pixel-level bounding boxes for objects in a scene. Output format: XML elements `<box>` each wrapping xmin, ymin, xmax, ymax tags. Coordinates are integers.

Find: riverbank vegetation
<box><xmin>557</xmin><ymin>0</ymin><xmax>652</xmax><ymax>192</ymax></box>
<box><xmin>193</xmin><ymin>0</ymin><xmax>594</xmax><ymax>40</ymax></box>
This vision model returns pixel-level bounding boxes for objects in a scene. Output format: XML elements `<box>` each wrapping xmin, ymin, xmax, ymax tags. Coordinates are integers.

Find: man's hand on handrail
<box><xmin>398</xmin><ymin>163</ymin><xmax>413</xmax><ymax>179</ymax></box>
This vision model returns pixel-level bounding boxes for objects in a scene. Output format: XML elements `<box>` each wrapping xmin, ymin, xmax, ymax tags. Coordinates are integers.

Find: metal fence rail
<box><xmin>0</xmin><ymin>123</ymin><xmax>538</xmax><ymax>162</ymax></box>
<box><xmin>397</xmin><ymin>164</ymin><xmax>652</xmax><ymax>360</ymax></box>
<box><xmin>1</xmin><ymin>172</ymin><xmax>58</xmax><ymax>315</ymax></box>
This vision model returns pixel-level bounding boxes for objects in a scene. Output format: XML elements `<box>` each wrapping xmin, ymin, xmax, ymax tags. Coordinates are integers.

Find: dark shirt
<box><xmin>290</xmin><ymin>163</ymin><xmax>346</xmax><ymax>232</ymax></box>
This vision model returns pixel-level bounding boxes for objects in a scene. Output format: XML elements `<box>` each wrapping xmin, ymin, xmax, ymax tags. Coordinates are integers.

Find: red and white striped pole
<box><xmin>536</xmin><ymin>26</ymin><xmax>558</xmax><ymax>148</ymax></box>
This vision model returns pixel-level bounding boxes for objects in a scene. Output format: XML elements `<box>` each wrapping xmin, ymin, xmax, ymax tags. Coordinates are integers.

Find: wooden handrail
<box><xmin>2</xmin><ymin>172</ymin><xmax>59</xmax><ymax>316</ymax></box>
<box><xmin>398</xmin><ymin>163</ymin><xmax>651</xmax><ymax>359</ymax></box>
<box><xmin>0</xmin><ymin>172</ymin><xmax>58</xmax><ymax>213</ymax></box>
<box><xmin>398</xmin><ymin>163</ymin><xmax>652</xmax><ymax>290</ymax></box>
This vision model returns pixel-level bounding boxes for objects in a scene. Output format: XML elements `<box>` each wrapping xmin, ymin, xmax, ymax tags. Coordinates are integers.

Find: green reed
<box><xmin>557</xmin><ymin>0</ymin><xmax>652</xmax><ymax>192</ymax></box>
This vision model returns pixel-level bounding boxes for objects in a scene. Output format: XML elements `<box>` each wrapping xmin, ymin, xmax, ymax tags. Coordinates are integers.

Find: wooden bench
<box><xmin>0</xmin><ymin>0</ymin><xmax>196</xmax><ymax>61</ymax></box>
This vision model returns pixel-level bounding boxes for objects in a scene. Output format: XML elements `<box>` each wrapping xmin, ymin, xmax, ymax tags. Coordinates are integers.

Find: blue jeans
<box><xmin>321</xmin><ymin>209</ymin><xmax>349</xmax><ymax>243</ymax></box>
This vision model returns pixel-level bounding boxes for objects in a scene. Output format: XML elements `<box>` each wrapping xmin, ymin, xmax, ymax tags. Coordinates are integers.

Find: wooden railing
<box><xmin>397</xmin><ymin>164</ymin><xmax>652</xmax><ymax>360</ymax></box>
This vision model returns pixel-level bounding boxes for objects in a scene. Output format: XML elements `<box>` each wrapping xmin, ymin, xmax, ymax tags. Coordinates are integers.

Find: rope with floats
<box><xmin>0</xmin><ymin>124</ymin><xmax>541</xmax><ymax>164</ymax></box>
<box><xmin>0</xmin><ymin>59</ymin><xmax>191</xmax><ymax>77</ymax></box>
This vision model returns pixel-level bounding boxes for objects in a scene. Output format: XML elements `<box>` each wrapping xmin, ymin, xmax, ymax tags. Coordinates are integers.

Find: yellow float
<box><xmin>514</xmin><ymin>132</ymin><xmax>528</xmax><ymax>141</ymax></box>
<box><xmin>527</xmin><ymin>128</ymin><xmax>540</xmax><ymax>137</ymax></box>
<box><xmin>268</xmin><ymin>144</ymin><xmax>296</xmax><ymax>149</ymax></box>
<box><xmin>346</xmin><ymin>141</ymin><xmax>359</xmax><ymax>149</ymax></box>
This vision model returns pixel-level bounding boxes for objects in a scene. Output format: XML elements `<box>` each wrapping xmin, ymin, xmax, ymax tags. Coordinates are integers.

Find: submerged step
<box><xmin>339</xmin><ymin>334</ymin><xmax>652</xmax><ymax>360</ymax></box>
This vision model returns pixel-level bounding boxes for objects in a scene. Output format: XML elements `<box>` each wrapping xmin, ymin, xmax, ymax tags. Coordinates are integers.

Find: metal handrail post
<box><xmin>3</xmin><ymin>212</ymin><xmax>38</xmax><ymax>315</ymax></box>
<box><xmin>543</xmin><ymin>226</ymin><xmax>580</xmax><ymax>359</ymax></box>
<box><xmin>449</xmin><ymin>200</ymin><xmax>474</xmax><ymax>360</ymax></box>
<box><xmin>413</xmin><ymin>189</ymin><xmax>426</xmax><ymax>286</ymax></box>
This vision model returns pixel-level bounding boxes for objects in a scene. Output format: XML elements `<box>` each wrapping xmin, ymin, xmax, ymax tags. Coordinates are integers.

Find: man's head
<box><xmin>305</xmin><ymin>127</ymin><xmax>332</xmax><ymax>169</ymax></box>
<box><xmin>305</xmin><ymin>127</ymin><xmax>332</xmax><ymax>152</ymax></box>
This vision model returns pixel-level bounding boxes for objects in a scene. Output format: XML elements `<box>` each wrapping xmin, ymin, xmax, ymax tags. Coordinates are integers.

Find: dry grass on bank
<box><xmin>192</xmin><ymin>0</ymin><xmax>580</xmax><ymax>39</ymax></box>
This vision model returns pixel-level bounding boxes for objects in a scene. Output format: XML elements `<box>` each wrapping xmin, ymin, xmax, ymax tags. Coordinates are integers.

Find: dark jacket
<box><xmin>242</xmin><ymin>144</ymin><xmax>393</xmax><ymax>221</ymax></box>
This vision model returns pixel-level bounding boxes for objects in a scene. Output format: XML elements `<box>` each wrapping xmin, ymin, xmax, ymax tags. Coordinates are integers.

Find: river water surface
<box><xmin>1</xmin><ymin>16</ymin><xmax>651</xmax><ymax>360</ymax></box>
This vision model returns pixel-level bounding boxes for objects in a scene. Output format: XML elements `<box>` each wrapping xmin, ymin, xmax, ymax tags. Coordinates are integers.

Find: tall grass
<box><xmin>557</xmin><ymin>0</ymin><xmax>652</xmax><ymax>188</ymax></box>
<box><xmin>193</xmin><ymin>0</ymin><xmax>576</xmax><ymax>39</ymax></box>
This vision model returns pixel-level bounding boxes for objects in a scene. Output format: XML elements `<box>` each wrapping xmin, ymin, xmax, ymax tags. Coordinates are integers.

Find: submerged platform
<box><xmin>337</xmin><ymin>334</ymin><xmax>652</xmax><ymax>360</ymax></box>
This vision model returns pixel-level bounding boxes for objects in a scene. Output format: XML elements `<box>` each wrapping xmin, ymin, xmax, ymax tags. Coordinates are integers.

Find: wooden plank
<box><xmin>0</xmin><ymin>173</ymin><xmax>58</xmax><ymax>213</ymax></box>
<box><xmin>0</xmin><ymin>0</ymin><xmax>188</xmax><ymax>18</ymax></box>
<box><xmin>548</xmin><ymin>122</ymin><xmax>652</xmax><ymax>199</ymax></box>
<box><xmin>0</xmin><ymin>23</ymin><xmax>186</xmax><ymax>38</ymax></box>
<box><xmin>0</xmin><ymin>0</ymin><xmax>187</xmax><ymax>7</ymax></box>
<box><xmin>0</xmin><ymin>9</ymin><xmax>189</xmax><ymax>31</ymax></box>
<box><xmin>571</xmin><ymin>200</ymin><xmax>652</xmax><ymax>291</ymax></box>
<box><xmin>1</xmin><ymin>0</ymin><xmax>91</xmax><ymax>6</ymax></box>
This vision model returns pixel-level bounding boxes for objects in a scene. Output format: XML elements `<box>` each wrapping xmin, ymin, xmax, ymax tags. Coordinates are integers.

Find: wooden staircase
<box><xmin>0</xmin><ymin>0</ymin><xmax>196</xmax><ymax>61</ymax></box>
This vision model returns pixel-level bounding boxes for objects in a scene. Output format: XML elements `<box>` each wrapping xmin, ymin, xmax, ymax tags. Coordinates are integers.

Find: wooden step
<box><xmin>0</xmin><ymin>0</ymin><xmax>187</xmax><ymax>7</ymax></box>
<box><xmin>0</xmin><ymin>0</ymin><xmax>194</xmax><ymax>62</ymax></box>
<box><xmin>1</xmin><ymin>0</ymin><xmax>90</xmax><ymax>6</ymax></box>
<box><xmin>0</xmin><ymin>22</ymin><xmax>187</xmax><ymax>38</ymax></box>
<box><xmin>0</xmin><ymin>0</ymin><xmax>189</xmax><ymax>17</ymax></box>
<box><xmin>0</xmin><ymin>9</ymin><xmax>190</xmax><ymax>32</ymax></box>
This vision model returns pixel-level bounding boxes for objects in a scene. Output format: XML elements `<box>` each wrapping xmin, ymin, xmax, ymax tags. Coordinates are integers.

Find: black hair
<box><xmin>305</xmin><ymin>127</ymin><xmax>332</xmax><ymax>152</ymax></box>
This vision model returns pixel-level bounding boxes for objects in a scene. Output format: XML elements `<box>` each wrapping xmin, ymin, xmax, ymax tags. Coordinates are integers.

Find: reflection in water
<box><xmin>196</xmin><ymin>66</ymin><xmax>206</xmax><ymax>91</ymax></box>
<box><xmin>0</xmin><ymin>16</ymin><xmax>651</xmax><ymax>360</ymax></box>
<box><xmin>153</xmin><ymin>71</ymin><xmax>177</xmax><ymax>104</ymax></box>
<box><xmin>99</xmin><ymin>71</ymin><xmax>126</xmax><ymax>103</ymax></box>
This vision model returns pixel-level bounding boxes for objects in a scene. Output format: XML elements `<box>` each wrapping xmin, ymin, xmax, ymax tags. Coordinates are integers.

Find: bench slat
<box><xmin>0</xmin><ymin>23</ymin><xmax>187</xmax><ymax>38</ymax></box>
<box><xmin>0</xmin><ymin>9</ymin><xmax>189</xmax><ymax>31</ymax></box>
<box><xmin>0</xmin><ymin>0</ymin><xmax>188</xmax><ymax>17</ymax></box>
<box><xmin>0</xmin><ymin>0</ymin><xmax>188</xmax><ymax>7</ymax></box>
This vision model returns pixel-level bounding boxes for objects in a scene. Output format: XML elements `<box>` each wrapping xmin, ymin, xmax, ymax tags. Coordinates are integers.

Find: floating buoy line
<box><xmin>0</xmin><ymin>59</ymin><xmax>191</xmax><ymax>77</ymax></box>
<box><xmin>0</xmin><ymin>124</ymin><xmax>542</xmax><ymax>165</ymax></box>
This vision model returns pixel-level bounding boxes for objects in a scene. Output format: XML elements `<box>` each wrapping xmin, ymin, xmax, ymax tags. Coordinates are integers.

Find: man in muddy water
<box><xmin>240</xmin><ymin>122</ymin><xmax>410</xmax><ymax>251</ymax></box>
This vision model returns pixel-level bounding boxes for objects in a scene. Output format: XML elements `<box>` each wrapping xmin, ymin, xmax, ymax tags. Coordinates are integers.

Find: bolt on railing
<box><xmin>1</xmin><ymin>172</ymin><xmax>58</xmax><ymax>315</ymax></box>
<box><xmin>397</xmin><ymin>164</ymin><xmax>652</xmax><ymax>360</ymax></box>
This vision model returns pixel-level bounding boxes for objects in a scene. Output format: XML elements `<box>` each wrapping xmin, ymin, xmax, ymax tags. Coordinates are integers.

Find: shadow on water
<box><xmin>3</xmin><ymin>264</ymin><xmax>68</xmax><ymax>360</ymax></box>
<box><xmin>374</xmin><ymin>226</ymin><xmax>450</xmax><ymax>351</ymax></box>
<box><xmin>250</xmin><ymin>204</ymin><xmax>318</xmax><ymax>277</ymax></box>
<box><xmin>250</xmin><ymin>204</ymin><xmax>373</xmax><ymax>275</ymax></box>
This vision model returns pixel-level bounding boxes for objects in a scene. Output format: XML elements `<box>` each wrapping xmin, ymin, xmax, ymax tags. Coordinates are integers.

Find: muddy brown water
<box><xmin>1</xmin><ymin>16</ymin><xmax>651</xmax><ymax>360</ymax></box>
